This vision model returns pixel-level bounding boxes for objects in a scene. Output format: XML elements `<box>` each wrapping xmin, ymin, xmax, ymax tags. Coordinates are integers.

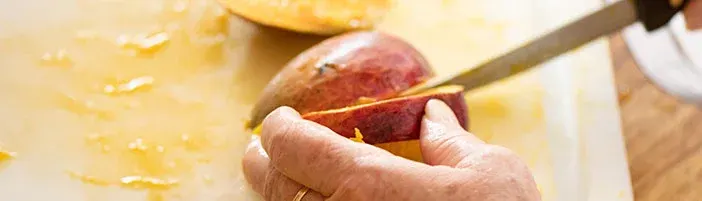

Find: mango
<box><xmin>218</xmin><ymin>0</ymin><xmax>393</xmax><ymax>35</ymax></box>
<box><xmin>249</xmin><ymin>31</ymin><xmax>469</xmax><ymax>160</ymax></box>
<box><xmin>249</xmin><ymin>31</ymin><xmax>434</xmax><ymax>128</ymax></box>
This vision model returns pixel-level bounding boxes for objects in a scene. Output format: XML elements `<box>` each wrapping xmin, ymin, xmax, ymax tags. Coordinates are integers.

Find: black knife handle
<box><xmin>634</xmin><ymin>0</ymin><xmax>690</xmax><ymax>31</ymax></box>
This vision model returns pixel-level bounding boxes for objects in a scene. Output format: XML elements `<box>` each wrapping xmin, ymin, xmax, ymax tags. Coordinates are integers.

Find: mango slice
<box><xmin>302</xmin><ymin>85</ymin><xmax>467</xmax><ymax>144</ymax></box>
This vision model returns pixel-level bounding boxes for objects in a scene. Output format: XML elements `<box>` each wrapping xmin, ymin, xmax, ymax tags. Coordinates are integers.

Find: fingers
<box><xmin>419</xmin><ymin>99</ymin><xmax>485</xmax><ymax>167</ymax></box>
<box><xmin>259</xmin><ymin>107</ymin><xmax>396</xmax><ymax>196</ymax></box>
<box><xmin>242</xmin><ymin>136</ymin><xmax>325</xmax><ymax>201</ymax></box>
<box><xmin>685</xmin><ymin>0</ymin><xmax>702</xmax><ymax>30</ymax></box>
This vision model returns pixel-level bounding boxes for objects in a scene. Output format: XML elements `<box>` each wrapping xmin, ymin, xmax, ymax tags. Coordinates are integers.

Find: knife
<box><xmin>400</xmin><ymin>0</ymin><xmax>690</xmax><ymax>96</ymax></box>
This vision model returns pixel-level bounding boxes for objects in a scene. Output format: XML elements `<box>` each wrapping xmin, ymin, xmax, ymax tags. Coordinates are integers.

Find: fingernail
<box><xmin>247</xmin><ymin>135</ymin><xmax>261</xmax><ymax>151</ymax></box>
<box><xmin>246</xmin><ymin>135</ymin><xmax>269</xmax><ymax>158</ymax></box>
<box><xmin>262</xmin><ymin>106</ymin><xmax>301</xmax><ymax>126</ymax></box>
<box><xmin>276</xmin><ymin>106</ymin><xmax>301</xmax><ymax>118</ymax></box>
<box><xmin>249</xmin><ymin>134</ymin><xmax>260</xmax><ymax>144</ymax></box>
<box><xmin>424</xmin><ymin>99</ymin><xmax>460</xmax><ymax>128</ymax></box>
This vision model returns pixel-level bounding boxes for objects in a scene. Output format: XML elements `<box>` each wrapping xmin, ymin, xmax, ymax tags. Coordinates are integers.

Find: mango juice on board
<box><xmin>0</xmin><ymin>0</ymin><xmax>554</xmax><ymax>200</ymax></box>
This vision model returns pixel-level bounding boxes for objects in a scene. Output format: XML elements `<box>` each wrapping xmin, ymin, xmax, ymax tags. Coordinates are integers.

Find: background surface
<box><xmin>611</xmin><ymin>34</ymin><xmax>702</xmax><ymax>201</ymax></box>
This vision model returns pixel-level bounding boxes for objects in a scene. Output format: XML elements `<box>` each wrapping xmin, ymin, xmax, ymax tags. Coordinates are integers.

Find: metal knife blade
<box><xmin>401</xmin><ymin>0</ymin><xmax>639</xmax><ymax>96</ymax></box>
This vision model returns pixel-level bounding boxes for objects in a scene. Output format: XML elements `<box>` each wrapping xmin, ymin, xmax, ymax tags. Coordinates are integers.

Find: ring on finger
<box><xmin>292</xmin><ymin>186</ymin><xmax>310</xmax><ymax>201</ymax></box>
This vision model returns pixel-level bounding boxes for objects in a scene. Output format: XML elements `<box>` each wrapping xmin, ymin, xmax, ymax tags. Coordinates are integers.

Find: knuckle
<box><xmin>316</xmin><ymin>140</ymin><xmax>352</xmax><ymax>163</ymax></box>
<box><xmin>433</xmin><ymin>132</ymin><xmax>468</xmax><ymax>155</ymax></box>
<box><xmin>434</xmin><ymin>132</ymin><xmax>464</xmax><ymax>149</ymax></box>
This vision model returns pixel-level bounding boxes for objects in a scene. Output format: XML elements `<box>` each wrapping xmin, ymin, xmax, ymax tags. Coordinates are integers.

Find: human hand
<box><xmin>685</xmin><ymin>0</ymin><xmax>702</xmax><ymax>29</ymax></box>
<box><xmin>242</xmin><ymin>99</ymin><xmax>541</xmax><ymax>201</ymax></box>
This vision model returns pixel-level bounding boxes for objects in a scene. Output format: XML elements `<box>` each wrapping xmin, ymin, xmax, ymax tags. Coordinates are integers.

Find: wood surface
<box><xmin>611</xmin><ymin>34</ymin><xmax>702</xmax><ymax>201</ymax></box>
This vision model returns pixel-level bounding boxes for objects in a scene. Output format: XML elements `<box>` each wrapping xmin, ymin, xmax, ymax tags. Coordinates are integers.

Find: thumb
<box><xmin>419</xmin><ymin>99</ymin><xmax>485</xmax><ymax>167</ymax></box>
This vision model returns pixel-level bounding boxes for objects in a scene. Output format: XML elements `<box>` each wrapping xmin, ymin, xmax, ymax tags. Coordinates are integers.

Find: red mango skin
<box><xmin>302</xmin><ymin>86</ymin><xmax>468</xmax><ymax>145</ymax></box>
<box><xmin>249</xmin><ymin>31</ymin><xmax>434</xmax><ymax>128</ymax></box>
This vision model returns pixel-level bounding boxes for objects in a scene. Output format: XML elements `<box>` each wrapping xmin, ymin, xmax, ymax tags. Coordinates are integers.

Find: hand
<box><xmin>685</xmin><ymin>0</ymin><xmax>702</xmax><ymax>29</ymax></box>
<box><xmin>242</xmin><ymin>99</ymin><xmax>541</xmax><ymax>201</ymax></box>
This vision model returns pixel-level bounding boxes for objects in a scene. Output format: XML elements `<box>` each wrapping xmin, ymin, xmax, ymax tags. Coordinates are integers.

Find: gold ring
<box><xmin>292</xmin><ymin>186</ymin><xmax>310</xmax><ymax>201</ymax></box>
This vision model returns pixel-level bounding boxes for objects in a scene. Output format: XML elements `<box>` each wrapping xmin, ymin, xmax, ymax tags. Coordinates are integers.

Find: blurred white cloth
<box><xmin>622</xmin><ymin>14</ymin><xmax>702</xmax><ymax>104</ymax></box>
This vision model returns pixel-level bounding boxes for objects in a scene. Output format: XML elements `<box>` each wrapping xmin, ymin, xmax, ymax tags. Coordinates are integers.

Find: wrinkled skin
<box><xmin>249</xmin><ymin>31</ymin><xmax>433</xmax><ymax>128</ymax></box>
<box><xmin>243</xmin><ymin>100</ymin><xmax>541</xmax><ymax>201</ymax></box>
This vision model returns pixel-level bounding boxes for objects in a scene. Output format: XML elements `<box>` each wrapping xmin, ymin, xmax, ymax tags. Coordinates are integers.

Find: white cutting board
<box><xmin>520</xmin><ymin>0</ymin><xmax>634</xmax><ymax>200</ymax></box>
<box><xmin>0</xmin><ymin>0</ymin><xmax>631</xmax><ymax>201</ymax></box>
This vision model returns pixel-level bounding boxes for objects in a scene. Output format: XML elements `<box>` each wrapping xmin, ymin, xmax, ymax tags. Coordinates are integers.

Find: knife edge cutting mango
<box><xmin>242</xmin><ymin>0</ymin><xmax>691</xmax><ymax>160</ymax></box>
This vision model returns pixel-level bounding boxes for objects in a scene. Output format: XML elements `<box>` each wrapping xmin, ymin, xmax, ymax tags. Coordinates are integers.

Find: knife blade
<box><xmin>400</xmin><ymin>0</ymin><xmax>688</xmax><ymax>96</ymax></box>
